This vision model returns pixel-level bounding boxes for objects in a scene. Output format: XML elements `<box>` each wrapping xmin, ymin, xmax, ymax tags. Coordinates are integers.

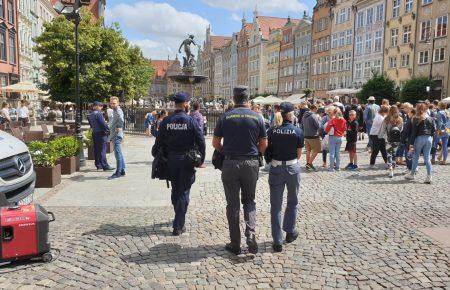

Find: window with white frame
<box><xmin>436</xmin><ymin>16</ymin><xmax>448</xmax><ymax>37</ymax></box>
<box><xmin>401</xmin><ymin>54</ymin><xmax>410</xmax><ymax>67</ymax></box>
<box><xmin>332</xmin><ymin>33</ymin><xmax>338</xmax><ymax>48</ymax></box>
<box><xmin>355</xmin><ymin>63</ymin><xmax>362</xmax><ymax>79</ymax></box>
<box><xmin>365</xmin><ymin>33</ymin><xmax>372</xmax><ymax>53</ymax></box>
<box><xmin>357</xmin><ymin>12</ymin><xmax>364</xmax><ymax>28</ymax></box>
<box><xmin>339</xmin><ymin>32</ymin><xmax>345</xmax><ymax>47</ymax></box>
<box><xmin>433</xmin><ymin>47</ymin><xmax>445</xmax><ymax>62</ymax></box>
<box><xmin>422</xmin><ymin>0</ymin><xmax>432</xmax><ymax>5</ymax></box>
<box><xmin>391</xmin><ymin>28</ymin><xmax>399</xmax><ymax>46</ymax></box>
<box><xmin>338</xmin><ymin>53</ymin><xmax>344</xmax><ymax>71</ymax></box>
<box><xmin>392</xmin><ymin>0</ymin><xmax>400</xmax><ymax>18</ymax></box>
<box><xmin>331</xmin><ymin>55</ymin><xmax>337</xmax><ymax>72</ymax></box>
<box><xmin>374</xmin><ymin>31</ymin><xmax>383</xmax><ymax>52</ymax></box>
<box><xmin>346</xmin><ymin>29</ymin><xmax>353</xmax><ymax>45</ymax></box>
<box><xmin>403</xmin><ymin>25</ymin><xmax>411</xmax><ymax>44</ymax></box>
<box><xmin>339</xmin><ymin>8</ymin><xmax>346</xmax><ymax>23</ymax></box>
<box><xmin>373</xmin><ymin>60</ymin><xmax>382</xmax><ymax>75</ymax></box>
<box><xmin>367</xmin><ymin>8</ymin><xmax>373</xmax><ymax>25</ymax></box>
<box><xmin>364</xmin><ymin>62</ymin><xmax>371</xmax><ymax>78</ymax></box>
<box><xmin>420</xmin><ymin>20</ymin><xmax>431</xmax><ymax>41</ymax></box>
<box><xmin>405</xmin><ymin>0</ymin><xmax>413</xmax><ymax>13</ymax></box>
<box><xmin>345</xmin><ymin>51</ymin><xmax>352</xmax><ymax>70</ymax></box>
<box><xmin>418</xmin><ymin>51</ymin><xmax>429</xmax><ymax>64</ymax></box>
<box><xmin>356</xmin><ymin>36</ymin><xmax>363</xmax><ymax>55</ymax></box>
<box><xmin>389</xmin><ymin>57</ymin><xmax>397</xmax><ymax>68</ymax></box>
<box><xmin>376</xmin><ymin>4</ymin><xmax>384</xmax><ymax>21</ymax></box>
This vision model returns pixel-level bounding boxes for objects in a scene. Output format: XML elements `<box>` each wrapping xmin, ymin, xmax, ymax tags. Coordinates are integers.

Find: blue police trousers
<box><xmin>221</xmin><ymin>159</ymin><xmax>259</xmax><ymax>247</ymax></box>
<box><xmin>268</xmin><ymin>163</ymin><xmax>300</xmax><ymax>245</ymax></box>
<box><xmin>93</xmin><ymin>132</ymin><xmax>108</xmax><ymax>169</ymax></box>
<box><xmin>168</xmin><ymin>154</ymin><xmax>195</xmax><ymax>230</ymax></box>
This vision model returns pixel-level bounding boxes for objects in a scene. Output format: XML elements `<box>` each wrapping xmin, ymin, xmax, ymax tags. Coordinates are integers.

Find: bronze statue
<box><xmin>178</xmin><ymin>34</ymin><xmax>199</xmax><ymax>69</ymax></box>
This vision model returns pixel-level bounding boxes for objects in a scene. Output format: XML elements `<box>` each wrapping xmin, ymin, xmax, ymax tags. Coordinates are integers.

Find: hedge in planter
<box><xmin>84</xmin><ymin>129</ymin><xmax>95</xmax><ymax>160</ymax></box>
<box><xmin>50</xmin><ymin>136</ymin><xmax>80</xmax><ymax>175</ymax></box>
<box><xmin>28</xmin><ymin>141</ymin><xmax>61</xmax><ymax>188</ymax></box>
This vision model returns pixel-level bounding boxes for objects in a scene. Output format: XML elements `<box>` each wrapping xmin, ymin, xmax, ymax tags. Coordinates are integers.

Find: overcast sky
<box><xmin>105</xmin><ymin>0</ymin><xmax>313</xmax><ymax>60</ymax></box>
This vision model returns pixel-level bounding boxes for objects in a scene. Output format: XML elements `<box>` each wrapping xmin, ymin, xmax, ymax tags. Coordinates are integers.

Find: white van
<box><xmin>0</xmin><ymin>130</ymin><xmax>35</xmax><ymax>204</ymax></box>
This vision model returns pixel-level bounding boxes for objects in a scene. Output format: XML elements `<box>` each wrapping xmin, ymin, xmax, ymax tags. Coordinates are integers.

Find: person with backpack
<box><xmin>432</xmin><ymin>101</ymin><xmax>449</xmax><ymax>165</ymax></box>
<box><xmin>144</xmin><ymin>111</ymin><xmax>157</xmax><ymax>136</ymax></box>
<box><xmin>363</xmin><ymin>96</ymin><xmax>380</xmax><ymax>151</ymax></box>
<box><xmin>405</xmin><ymin>103</ymin><xmax>436</xmax><ymax>184</ymax></box>
<box><xmin>378</xmin><ymin>105</ymin><xmax>403</xmax><ymax>177</ymax></box>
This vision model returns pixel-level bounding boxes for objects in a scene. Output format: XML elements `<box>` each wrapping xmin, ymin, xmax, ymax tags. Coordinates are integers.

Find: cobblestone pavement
<box><xmin>1</xmin><ymin>135</ymin><xmax>449</xmax><ymax>289</ymax></box>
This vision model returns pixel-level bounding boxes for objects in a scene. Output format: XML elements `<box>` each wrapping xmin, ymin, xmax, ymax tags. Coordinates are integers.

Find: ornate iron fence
<box><xmin>122</xmin><ymin>108</ymin><xmax>224</xmax><ymax>135</ymax></box>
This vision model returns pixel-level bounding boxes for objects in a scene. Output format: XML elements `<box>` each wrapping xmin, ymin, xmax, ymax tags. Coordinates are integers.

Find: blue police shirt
<box><xmin>267</xmin><ymin>120</ymin><xmax>304</xmax><ymax>161</ymax></box>
<box><xmin>214</xmin><ymin>107</ymin><xmax>267</xmax><ymax>157</ymax></box>
<box><xmin>88</xmin><ymin>111</ymin><xmax>109</xmax><ymax>134</ymax></box>
<box><xmin>155</xmin><ymin>110</ymin><xmax>206</xmax><ymax>161</ymax></box>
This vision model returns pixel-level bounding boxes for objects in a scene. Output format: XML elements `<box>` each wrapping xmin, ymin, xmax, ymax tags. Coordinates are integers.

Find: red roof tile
<box><xmin>211</xmin><ymin>36</ymin><xmax>232</xmax><ymax>49</ymax></box>
<box><xmin>151</xmin><ymin>60</ymin><xmax>177</xmax><ymax>79</ymax></box>
<box><xmin>256</xmin><ymin>16</ymin><xmax>300</xmax><ymax>39</ymax></box>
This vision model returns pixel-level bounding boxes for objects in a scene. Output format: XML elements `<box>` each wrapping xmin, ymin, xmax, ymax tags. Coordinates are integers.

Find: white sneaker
<box><xmin>424</xmin><ymin>175</ymin><xmax>432</xmax><ymax>184</ymax></box>
<box><xmin>405</xmin><ymin>173</ymin><xmax>415</xmax><ymax>180</ymax></box>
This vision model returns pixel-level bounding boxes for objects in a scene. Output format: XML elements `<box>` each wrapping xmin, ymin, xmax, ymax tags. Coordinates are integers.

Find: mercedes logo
<box><xmin>16</xmin><ymin>157</ymin><xmax>27</xmax><ymax>176</ymax></box>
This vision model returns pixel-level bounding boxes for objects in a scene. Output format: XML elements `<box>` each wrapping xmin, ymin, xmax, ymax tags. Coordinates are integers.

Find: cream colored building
<box><xmin>383</xmin><ymin>0</ymin><xmax>417</xmax><ymax>88</ymax></box>
<box><xmin>19</xmin><ymin>0</ymin><xmax>38</xmax><ymax>83</ymax></box>
<box><xmin>265</xmin><ymin>29</ymin><xmax>282</xmax><ymax>94</ymax></box>
<box><xmin>413</xmin><ymin>0</ymin><xmax>449</xmax><ymax>99</ymax></box>
<box><xmin>329</xmin><ymin>0</ymin><xmax>354</xmax><ymax>90</ymax></box>
<box><xmin>36</xmin><ymin>0</ymin><xmax>58</xmax><ymax>84</ymax></box>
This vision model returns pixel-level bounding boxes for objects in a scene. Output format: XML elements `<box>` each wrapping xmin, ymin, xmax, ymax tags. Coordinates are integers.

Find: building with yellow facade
<box><xmin>265</xmin><ymin>29</ymin><xmax>282</xmax><ymax>95</ymax></box>
<box><xmin>384</xmin><ymin>0</ymin><xmax>417</xmax><ymax>88</ymax></box>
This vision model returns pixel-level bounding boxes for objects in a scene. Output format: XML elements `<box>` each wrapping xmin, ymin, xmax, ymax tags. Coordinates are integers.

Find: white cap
<box><xmin>368</xmin><ymin>96</ymin><xmax>376</xmax><ymax>101</ymax></box>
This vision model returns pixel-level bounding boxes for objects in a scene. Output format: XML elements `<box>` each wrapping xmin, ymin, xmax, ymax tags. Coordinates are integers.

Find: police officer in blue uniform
<box><xmin>265</xmin><ymin>102</ymin><xmax>304</xmax><ymax>252</ymax></box>
<box><xmin>88</xmin><ymin>101</ymin><xmax>114</xmax><ymax>171</ymax></box>
<box><xmin>213</xmin><ymin>86</ymin><xmax>268</xmax><ymax>255</ymax></box>
<box><xmin>153</xmin><ymin>92</ymin><xmax>205</xmax><ymax>236</ymax></box>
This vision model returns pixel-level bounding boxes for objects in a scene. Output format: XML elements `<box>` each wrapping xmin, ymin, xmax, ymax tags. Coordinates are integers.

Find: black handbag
<box><xmin>186</xmin><ymin>147</ymin><xmax>202</xmax><ymax>167</ymax></box>
<box><xmin>212</xmin><ymin>150</ymin><xmax>224</xmax><ymax>170</ymax></box>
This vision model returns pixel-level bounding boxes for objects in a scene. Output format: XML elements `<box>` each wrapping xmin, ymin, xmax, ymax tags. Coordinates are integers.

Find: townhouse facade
<box><xmin>36</xmin><ymin>0</ymin><xmax>57</xmax><ymax>84</ymax></box>
<box><xmin>329</xmin><ymin>0</ymin><xmax>354</xmax><ymax>90</ymax></box>
<box><xmin>278</xmin><ymin>17</ymin><xmax>298</xmax><ymax>98</ymax></box>
<box><xmin>353</xmin><ymin>0</ymin><xmax>386</xmax><ymax>87</ymax></box>
<box><xmin>293</xmin><ymin>13</ymin><xmax>312</xmax><ymax>94</ymax></box>
<box><xmin>237</xmin><ymin>20</ymin><xmax>252</xmax><ymax>89</ymax></box>
<box><xmin>383</xmin><ymin>0</ymin><xmax>417</xmax><ymax>88</ymax></box>
<box><xmin>310</xmin><ymin>0</ymin><xmax>332</xmax><ymax>99</ymax></box>
<box><xmin>18</xmin><ymin>0</ymin><xmax>37</xmax><ymax>84</ymax></box>
<box><xmin>0</xmin><ymin>0</ymin><xmax>20</xmax><ymax>99</ymax></box>
<box><xmin>265</xmin><ymin>28</ymin><xmax>281</xmax><ymax>95</ymax></box>
<box><xmin>413</xmin><ymin>0</ymin><xmax>449</xmax><ymax>99</ymax></box>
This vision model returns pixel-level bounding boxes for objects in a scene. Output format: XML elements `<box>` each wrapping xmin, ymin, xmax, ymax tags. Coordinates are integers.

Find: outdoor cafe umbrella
<box><xmin>0</xmin><ymin>81</ymin><xmax>40</xmax><ymax>94</ymax></box>
<box><xmin>284</xmin><ymin>93</ymin><xmax>306</xmax><ymax>105</ymax></box>
<box><xmin>258</xmin><ymin>95</ymin><xmax>283</xmax><ymax>105</ymax></box>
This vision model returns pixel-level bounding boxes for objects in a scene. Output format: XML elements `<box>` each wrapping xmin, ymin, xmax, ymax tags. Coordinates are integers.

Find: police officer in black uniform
<box><xmin>265</xmin><ymin>102</ymin><xmax>304</xmax><ymax>252</ymax></box>
<box><xmin>212</xmin><ymin>86</ymin><xmax>268</xmax><ymax>255</ymax></box>
<box><xmin>153</xmin><ymin>92</ymin><xmax>206</xmax><ymax>236</ymax></box>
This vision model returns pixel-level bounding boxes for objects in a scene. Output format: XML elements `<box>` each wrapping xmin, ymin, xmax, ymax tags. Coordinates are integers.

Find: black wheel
<box><xmin>42</xmin><ymin>252</ymin><xmax>53</xmax><ymax>263</ymax></box>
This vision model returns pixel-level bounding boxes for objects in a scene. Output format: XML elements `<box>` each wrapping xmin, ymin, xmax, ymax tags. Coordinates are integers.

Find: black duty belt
<box><xmin>224</xmin><ymin>155</ymin><xmax>259</xmax><ymax>161</ymax></box>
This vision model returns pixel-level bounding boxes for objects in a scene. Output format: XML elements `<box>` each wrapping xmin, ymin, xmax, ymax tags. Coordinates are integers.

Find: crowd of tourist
<box><xmin>252</xmin><ymin>96</ymin><xmax>450</xmax><ymax>184</ymax></box>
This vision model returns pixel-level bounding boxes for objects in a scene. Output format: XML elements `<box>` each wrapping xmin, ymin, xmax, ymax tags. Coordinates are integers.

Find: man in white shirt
<box><xmin>18</xmin><ymin>100</ymin><xmax>30</xmax><ymax>127</ymax></box>
<box><xmin>369</xmin><ymin>105</ymin><xmax>389</xmax><ymax>167</ymax></box>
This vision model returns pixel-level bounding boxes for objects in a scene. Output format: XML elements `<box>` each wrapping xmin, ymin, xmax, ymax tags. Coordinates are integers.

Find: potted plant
<box><xmin>84</xmin><ymin>129</ymin><xmax>95</xmax><ymax>160</ymax></box>
<box><xmin>29</xmin><ymin>141</ymin><xmax>61</xmax><ymax>188</ymax></box>
<box><xmin>50</xmin><ymin>136</ymin><xmax>80</xmax><ymax>175</ymax></box>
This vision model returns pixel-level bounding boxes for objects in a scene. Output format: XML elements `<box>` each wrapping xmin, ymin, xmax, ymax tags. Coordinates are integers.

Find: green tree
<box><xmin>400</xmin><ymin>77</ymin><xmax>436</xmax><ymax>104</ymax></box>
<box><xmin>34</xmin><ymin>10</ymin><xmax>154</xmax><ymax>103</ymax></box>
<box><xmin>358</xmin><ymin>74</ymin><xmax>396</xmax><ymax>104</ymax></box>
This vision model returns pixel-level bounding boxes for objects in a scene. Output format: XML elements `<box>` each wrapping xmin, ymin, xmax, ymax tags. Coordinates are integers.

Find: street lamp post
<box><xmin>54</xmin><ymin>0</ymin><xmax>85</xmax><ymax>166</ymax></box>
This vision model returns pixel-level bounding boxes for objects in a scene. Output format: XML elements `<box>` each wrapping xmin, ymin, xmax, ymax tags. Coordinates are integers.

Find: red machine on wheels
<box><xmin>0</xmin><ymin>203</ymin><xmax>55</xmax><ymax>263</ymax></box>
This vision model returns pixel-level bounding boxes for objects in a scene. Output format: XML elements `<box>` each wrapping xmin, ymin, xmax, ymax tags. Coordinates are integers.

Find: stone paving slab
<box><xmin>1</xmin><ymin>135</ymin><xmax>449</xmax><ymax>289</ymax></box>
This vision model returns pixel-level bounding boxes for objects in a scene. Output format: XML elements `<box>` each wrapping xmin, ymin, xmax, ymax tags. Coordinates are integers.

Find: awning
<box><xmin>0</xmin><ymin>81</ymin><xmax>40</xmax><ymax>93</ymax></box>
<box><xmin>326</xmin><ymin>88</ymin><xmax>361</xmax><ymax>95</ymax></box>
<box><xmin>284</xmin><ymin>94</ymin><xmax>306</xmax><ymax>104</ymax></box>
<box><xmin>254</xmin><ymin>95</ymin><xmax>283</xmax><ymax>105</ymax></box>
